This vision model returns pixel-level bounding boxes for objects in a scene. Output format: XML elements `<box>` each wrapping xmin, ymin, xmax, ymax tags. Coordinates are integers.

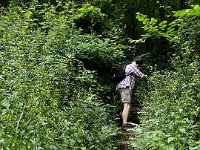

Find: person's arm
<box><xmin>131</xmin><ymin>66</ymin><xmax>147</xmax><ymax>79</ymax></box>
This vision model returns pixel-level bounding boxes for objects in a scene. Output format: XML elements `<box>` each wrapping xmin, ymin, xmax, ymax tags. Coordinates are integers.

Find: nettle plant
<box><xmin>129</xmin><ymin>5</ymin><xmax>200</xmax><ymax>150</ymax></box>
<box><xmin>0</xmin><ymin>3</ymin><xmax>120</xmax><ymax>149</ymax></box>
<box><xmin>131</xmin><ymin>64</ymin><xmax>199</xmax><ymax>150</ymax></box>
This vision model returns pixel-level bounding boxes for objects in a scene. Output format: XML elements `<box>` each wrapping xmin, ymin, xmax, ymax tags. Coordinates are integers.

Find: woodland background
<box><xmin>0</xmin><ymin>0</ymin><xmax>199</xmax><ymax>149</ymax></box>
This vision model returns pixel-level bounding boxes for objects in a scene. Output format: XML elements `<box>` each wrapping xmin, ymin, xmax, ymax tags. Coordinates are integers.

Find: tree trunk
<box><xmin>180</xmin><ymin>0</ymin><xmax>185</xmax><ymax>9</ymax></box>
<box><xmin>159</xmin><ymin>0</ymin><xmax>165</xmax><ymax>21</ymax></box>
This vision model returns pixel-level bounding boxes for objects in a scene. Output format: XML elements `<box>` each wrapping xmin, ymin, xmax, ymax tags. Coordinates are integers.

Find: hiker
<box><xmin>116</xmin><ymin>59</ymin><xmax>147</xmax><ymax>131</ymax></box>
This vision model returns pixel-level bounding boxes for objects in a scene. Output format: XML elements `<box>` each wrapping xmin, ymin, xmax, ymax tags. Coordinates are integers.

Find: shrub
<box><xmin>129</xmin><ymin>5</ymin><xmax>200</xmax><ymax>150</ymax></box>
<box><xmin>131</xmin><ymin>62</ymin><xmax>199</xmax><ymax>150</ymax></box>
<box><xmin>0</xmin><ymin>3</ymin><xmax>119</xmax><ymax>149</ymax></box>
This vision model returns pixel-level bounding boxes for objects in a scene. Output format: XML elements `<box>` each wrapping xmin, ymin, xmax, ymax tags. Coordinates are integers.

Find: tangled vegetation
<box><xmin>131</xmin><ymin>5</ymin><xmax>200</xmax><ymax>150</ymax></box>
<box><xmin>0</xmin><ymin>1</ymin><xmax>199</xmax><ymax>149</ymax></box>
<box><xmin>0</xmin><ymin>3</ymin><xmax>120</xmax><ymax>149</ymax></box>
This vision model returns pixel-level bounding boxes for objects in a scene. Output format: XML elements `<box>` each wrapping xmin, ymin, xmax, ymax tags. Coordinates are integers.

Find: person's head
<box><xmin>132</xmin><ymin>58</ymin><xmax>143</xmax><ymax>67</ymax></box>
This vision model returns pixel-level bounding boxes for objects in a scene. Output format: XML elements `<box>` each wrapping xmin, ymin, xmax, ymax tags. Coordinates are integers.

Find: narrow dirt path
<box><xmin>116</xmin><ymin>104</ymin><xmax>142</xmax><ymax>150</ymax></box>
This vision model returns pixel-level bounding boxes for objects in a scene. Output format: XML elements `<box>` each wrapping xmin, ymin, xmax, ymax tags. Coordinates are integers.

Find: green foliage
<box><xmin>129</xmin><ymin>5</ymin><xmax>200</xmax><ymax>150</ymax></box>
<box><xmin>131</xmin><ymin>62</ymin><xmax>200</xmax><ymax>150</ymax></box>
<box><xmin>0</xmin><ymin>3</ymin><xmax>121</xmax><ymax>149</ymax></box>
<box><xmin>133</xmin><ymin>5</ymin><xmax>200</xmax><ymax>43</ymax></box>
<box><xmin>73</xmin><ymin>3</ymin><xmax>108</xmax><ymax>34</ymax></box>
<box><xmin>174</xmin><ymin>5</ymin><xmax>200</xmax><ymax>17</ymax></box>
<box><xmin>2</xmin><ymin>1</ymin><xmax>200</xmax><ymax>149</ymax></box>
<box><xmin>76</xmin><ymin>3</ymin><xmax>106</xmax><ymax>19</ymax></box>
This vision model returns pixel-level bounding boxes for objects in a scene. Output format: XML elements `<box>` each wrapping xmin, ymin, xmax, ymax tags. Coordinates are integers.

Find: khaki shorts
<box><xmin>118</xmin><ymin>88</ymin><xmax>132</xmax><ymax>103</ymax></box>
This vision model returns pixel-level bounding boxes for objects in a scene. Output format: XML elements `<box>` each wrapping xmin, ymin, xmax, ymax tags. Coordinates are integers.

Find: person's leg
<box><xmin>122</xmin><ymin>103</ymin><xmax>131</xmax><ymax>125</ymax></box>
<box><xmin>119</xmin><ymin>88</ymin><xmax>131</xmax><ymax>130</ymax></box>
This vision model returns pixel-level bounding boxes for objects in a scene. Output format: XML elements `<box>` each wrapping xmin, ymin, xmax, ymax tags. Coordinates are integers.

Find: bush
<box><xmin>129</xmin><ymin>5</ymin><xmax>200</xmax><ymax>150</ymax></box>
<box><xmin>131</xmin><ymin>63</ymin><xmax>199</xmax><ymax>150</ymax></box>
<box><xmin>0</xmin><ymin>3</ymin><xmax>120</xmax><ymax>149</ymax></box>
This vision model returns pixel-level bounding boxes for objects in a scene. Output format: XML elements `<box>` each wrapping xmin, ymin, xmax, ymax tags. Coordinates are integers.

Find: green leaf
<box><xmin>167</xmin><ymin>137</ymin><xmax>176</xmax><ymax>143</ymax></box>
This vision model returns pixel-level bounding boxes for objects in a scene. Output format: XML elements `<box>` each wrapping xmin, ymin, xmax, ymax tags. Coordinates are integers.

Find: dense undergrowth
<box><xmin>131</xmin><ymin>5</ymin><xmax>200</xmax><ymax>150</ymax></box>
<box><xmin>0</xmin><ymin>1</ymin><xmax>199</xmax><ymax>150</ymax></box>
<box><xmin>0</xmin><ymin>3</ymin><xmax>121</xmax><ymax>149</ymax></box>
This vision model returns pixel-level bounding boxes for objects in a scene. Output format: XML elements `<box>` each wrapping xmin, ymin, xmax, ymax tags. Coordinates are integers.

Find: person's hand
<box><xmin>143</xmin><ymin>75</ymin><xmax>148</xmax><ymax>80</ymax></box>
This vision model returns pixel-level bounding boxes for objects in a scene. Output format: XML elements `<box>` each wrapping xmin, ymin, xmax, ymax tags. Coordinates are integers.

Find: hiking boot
<box><xmin>121</xmin><ymin>124</ymin><xmax>128</xmax><ymax>131</ymax></box>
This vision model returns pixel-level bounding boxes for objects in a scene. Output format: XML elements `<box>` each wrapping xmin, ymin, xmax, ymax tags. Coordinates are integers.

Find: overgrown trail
<box><xmin>117</xmin><ymin>131</ymin><xmax>134</xmax><ymax>150</ymax></box>
<box><xmin>117</xmin><ymin>104</ymin><xmax>142</xmax><ymax>150</ymax></box>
